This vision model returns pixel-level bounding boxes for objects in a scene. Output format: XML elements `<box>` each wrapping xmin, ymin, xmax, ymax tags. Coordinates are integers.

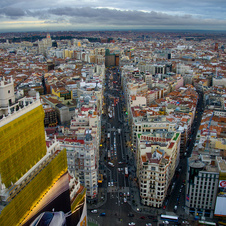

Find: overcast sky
<box><xmin>0</xmin><ymin>0</ymin><xmax>226</xmax><ymax>32</ymax></box>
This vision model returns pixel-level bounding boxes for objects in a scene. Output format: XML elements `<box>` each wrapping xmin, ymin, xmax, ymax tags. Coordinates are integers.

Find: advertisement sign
<box><xmin>214</xmin><ymin>180</ymin><xmax>226</xmax><ymax>217</ymax></box>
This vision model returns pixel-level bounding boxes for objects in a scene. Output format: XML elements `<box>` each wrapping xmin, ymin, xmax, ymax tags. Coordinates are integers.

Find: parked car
<box><xmin>99</xmin><ymin>212</ymin><xmax>106</xmax><ymax>216</ymax></box>
<box><xmin>91</xmin><ymin>209</ymin><xmax>97</xmax><ymax>213</ymax></box>
<box><xmin>128</xmin><ymin>223</ymin><xmax>135</xmax><ymax>226</ymax></box>
<box><xmin>128</xmin><ymin>213</ymin><xmax>134</xmax><ymax>217</ymax></box>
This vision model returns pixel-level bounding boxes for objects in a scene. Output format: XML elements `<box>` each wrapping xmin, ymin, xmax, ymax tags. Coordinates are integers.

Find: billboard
<box><xmin>214</xmin><ymin>180</ymin><xmax>226</xmax><ymax>217</ymax></box>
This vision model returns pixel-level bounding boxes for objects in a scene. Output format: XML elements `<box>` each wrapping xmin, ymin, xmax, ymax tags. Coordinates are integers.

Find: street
<box><xmin>88</xmin><ymin>67</ymin><xmax>205</xmax><ymax>225</ymax></box>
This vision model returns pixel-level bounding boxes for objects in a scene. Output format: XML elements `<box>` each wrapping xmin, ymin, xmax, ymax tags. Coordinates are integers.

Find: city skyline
<box><xmin>0</xmin><ymin>0</ymin><xmax>226</xmax><ymax>32</ymax></box>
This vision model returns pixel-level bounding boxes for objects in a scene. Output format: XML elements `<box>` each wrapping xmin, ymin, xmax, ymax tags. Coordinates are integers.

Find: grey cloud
<box><xmin>1</xmin><ymin>0</ymin><xmax>226</xmax><ymax>20</ymax></box>
<box><xmin>0</xmin><ymin>7</ymin><xmax>26</xmax><ymax>18</ymax></box>
<box><xmin>0</xmin><ymin>6</ymin><xmax>226</xmax><ymax>30</ymax></box>
<box><xmin>46</xmin><ymin>7</ymin><xmax>226</xmax><ymax>27</ymax></box>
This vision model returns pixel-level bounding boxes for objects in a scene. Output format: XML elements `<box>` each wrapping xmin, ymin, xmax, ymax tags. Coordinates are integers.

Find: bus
<box><xmin>160</xmin><ymin>214</ymin><xmax>178</xmax><ymax>222</ymax></box>
<box><xmin>125</xmin><ymin>167</ymin><xmax>128</xmax><ymax>177</ymax></box>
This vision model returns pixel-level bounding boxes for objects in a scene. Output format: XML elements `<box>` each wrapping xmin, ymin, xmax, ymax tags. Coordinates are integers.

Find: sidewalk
<box><xmin>87</xmin><ymin>187</ymin><xmax>108</xmax><ymax>210</ymax></box>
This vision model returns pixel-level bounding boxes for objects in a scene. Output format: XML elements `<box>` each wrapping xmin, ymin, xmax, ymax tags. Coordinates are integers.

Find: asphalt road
<box><xmin>89</xmin><ymin>67</ymin><xmax>205</xmax><ymax>225</ymax></box>
<box><xmin>91</xmin><ymin>67</ymin><xmax>160</xmax><ymax>225</ymax></box>
<box><xmin>166</xmin><ymin>90</ymin><xmax>204</xmax><ymax>217</ymax></box>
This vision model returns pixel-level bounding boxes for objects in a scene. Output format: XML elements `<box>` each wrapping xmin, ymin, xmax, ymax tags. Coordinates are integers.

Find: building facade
<box><xmin>185</xmin><ymin>154</ymin><xmax>220</xmax><ymax>219</ymax></box>
<box><xmin>137</xmin><ymin>131</ymin><xmax>181</xmax><ymax>207</ymax></box>
<box><xmin>0</xmin><ymin>96</ymin><xmax>87</xmax><ymax>225</ymax></box>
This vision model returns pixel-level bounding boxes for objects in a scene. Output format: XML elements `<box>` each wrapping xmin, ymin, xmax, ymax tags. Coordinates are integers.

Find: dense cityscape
<box><xmin>0</xmin><ymin>30</ymin><xmax>226</xmax><ymax>226</ymax></box>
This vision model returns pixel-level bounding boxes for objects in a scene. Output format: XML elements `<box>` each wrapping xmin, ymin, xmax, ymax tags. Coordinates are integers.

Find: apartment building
<box><xmin>131</xmin><ymin>106</ymin><xmax>176</xmax><ymax>147</ymax></box>
<box><xmin>43</xmin><ymin>106</ymin><xmax>58</xmax><ymax>127</ymax></box>
<box><xmin>138</xmin><ymin>62</ymin><xmax>167</xmax><ymax>75</ymax></box>
<box><xmin>59</xmin><ymin>132</ymin><xmax>98</xmax><ymax>201</ymax></box>
<box><xmin>137</xmin><ymin>131</ymin><xmax>181</xmax><ymax>207</ymax></box>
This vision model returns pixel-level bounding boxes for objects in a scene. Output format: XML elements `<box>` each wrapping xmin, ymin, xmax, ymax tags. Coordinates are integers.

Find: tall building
<box><xmin>0</xmin><ymin>93</ymin><xmax>87</xmax><ymax>225</ymax></box>
<box><xmin>185</xmin><ymin>154</ymin><xmax>221</xmax><ymax>219</ymax></box>
<box><xmin>38</xmin><ymin>33</ymin><xmax>52</xmax><ymax>54</ymax></box>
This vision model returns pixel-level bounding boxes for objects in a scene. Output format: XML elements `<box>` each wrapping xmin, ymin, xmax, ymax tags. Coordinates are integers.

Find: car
<box><xmin>163</xmin><ymin>221</ymin><xmax>169</xmax><ymax>224</ymax></box>
<box><xmin>163</xmin><ymin>205</ymin><xmax>166</xmax><ymax>210</ymax></box>
<box><xmin>128</xmin><ymin>223</ymin><xmax>135</xmax><ymax>226</ymax></box>
<box><xmin>111</xmin><ymin>181</ymin><xmax>114</xmax><ymax>186</ymax></box>
<box><xmin>124</xmin><ymin>193</ymin><xmax>126</xmax><ymax>197</ymax></box>
<box><xmin>91</xmin><ymin>209</ymin><xmax>97</xmax><ymax>213</ymax></box>
<box><xmin>146</xmin><ymin>224</ymin><xmax>152</xmax><ymax>226</ymax></box>
<box><xmin>119</xmin><ymin>192</ymin><xmax>123</xmax><ymax>197</ymax></box>
<box><xmin>128</xmin><ymin>213</ymin><xmax>134</xmax><ymax>217</ymax></box>
<box><xmin>108</xmin><ymin>162</ymin><xmax>114</xmax><ymax>167</ymax></box>
<box><xmin>99</xmin><ymin>212</ymin><xmax>106</xmax><ymax>216</ymax></box>
<box><xmin>108</xmin><ymin>182</ymin><xmax>111</xmax><ymax>186</ymax></box>
<box><xmin>124</xmin><ymin>197</ymin><xmax>127</xmax><ymax>203</ymax></box>
<box><xmin>127</xmin><ymin>192</ymin><xmax>130</xmax><ymax>197</ymax></box>
<box><xmin>30</xmin><ymin>211</ymin><xmax>66</xmax><ymax>226</ymax></box>
<box><xmin>140</xmin><ymin>216</ymin><xmax>145</xmax><ymax>219</ymax></box>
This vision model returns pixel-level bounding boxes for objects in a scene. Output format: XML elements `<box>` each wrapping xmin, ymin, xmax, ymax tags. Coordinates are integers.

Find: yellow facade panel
<box><xmin>0</xmin><ymin>149</ymin><xmax>68</xmax><ymax>226</ymax></box>
<box><xmin>0</xmin><ymin>105</ymin><xmax>46</xmax><ymax>188</ymax></box>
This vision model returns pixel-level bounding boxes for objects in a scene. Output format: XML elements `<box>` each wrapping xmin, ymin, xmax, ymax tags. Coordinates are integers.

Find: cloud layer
<box><xmin>0</xmin><ymin>0</ymin><xmax>226</xmax><ymax>31</ymax></box>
